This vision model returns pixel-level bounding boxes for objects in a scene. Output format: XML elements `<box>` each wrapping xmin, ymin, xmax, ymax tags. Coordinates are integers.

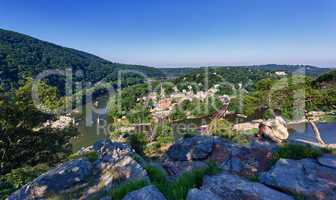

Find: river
<box><xmin>289</xmin><ymin>123</ymin><xmax>336</xmax><ymax>144</ymax></box>
<box><xmin>70</xmin><ymin>96</ymin><xmax>110</xmax><ymax>151</ymax></box>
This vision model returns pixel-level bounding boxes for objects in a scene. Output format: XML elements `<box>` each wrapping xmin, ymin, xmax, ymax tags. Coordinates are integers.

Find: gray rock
<box><xmin>165</xmin><ymin>137</ymin><xmax>274</xmax><ymax>178</ymax></box>
<box><xmin>260</xmin><ymin>158</ymin><xmax>336</xmax><ymax>200</ymax></box>
<box><xmin>186</xmin><ymin>188</ymin><xmax>221</xmax><ymax>200</ymax></box>
<box><xmin>8</xmin><ymin>158</ymin><xmax>93</xmax><ymax>200</ymax></box>
<box><xmin>79</xmin><ymin>140</ymin><xmax>148</xmax><ymax>198</ymax></box>
<box><xmin>163</xmin><ymin>160</ymin><xmax>208</xmax><ymax>176</ymax></box>
<box><xmin>196</xmin><ymin>173</ymin><xmax>294</xmax><ymax>200</ymax></box>
<box><xmin>81</xmin><ymin>139</ymin><xmax>134</xmax><ymax>162</ymax></box>
<box><xmin>167</xmin><ymin>136</ymin><xmax>214</xmax><ymax>161</ymax></box>
<box><xmin>8</xmin><ymin>140</ymin><xmax>148</xmax><ymax>200</ymax></box>
<box><xmin>219</xmin><ymin>139</ymin><xmax>274</xmax><ymax>178</ymax></box>
<box><xmin>122</xmin><ymin>185</ymin><xmax>166</xmax><ymax>200</ymax></box>
<box><xmin>318</xmin><ymin>154</ymin><xmax>336</xmax><ymax>169</ymax></box>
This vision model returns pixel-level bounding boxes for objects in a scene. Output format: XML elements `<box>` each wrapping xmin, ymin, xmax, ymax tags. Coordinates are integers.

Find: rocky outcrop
<box><xmin>8</xmin><ymin>140</ymin><xmax>148</xmax><ymax>200</ymax></box>
<box><xmin>187</xmin><ymin>172</ymin><xmax>294</xmax><ymax>200</ymax></box>
<box><xmin>164</xmin><ymin>136</ymin><xmax>275</xmax><ymax>178</ymax></box>
<box><xmin>8</xmin><ymin>159</ymin><xmax>93</xmax><ymax>200</ymax></box>
<box><xmin>260</xmin><ymin>158</ymin><xmax>336</xmax><ymax>200</ymax></box>
<box><xmin>167</xmin><ymin>136</ymin><xmax>214</xmax><ymax>161</ymax></box>
<box><xmin>163</xmin><ymin>136</ymin><xmax>215</xmax><ymax>176</ymax></box>
<box><xmin>215</xmin><ymin>139</ymin><xmax>275</xmax><ymax>178</ymax></box>
<box><xmin>122</xmin><ymin>185</ymin><xmax>166</xmax><ymax>200</ymax></box>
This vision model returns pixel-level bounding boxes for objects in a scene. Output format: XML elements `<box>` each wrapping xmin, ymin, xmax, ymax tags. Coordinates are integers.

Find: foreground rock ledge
<box><xmin>260</xmin><ymin>158</ymin><xmax>336</xmax><ymax>200</ymax></box>
<box><xmin>8</xmin><ymin>140</ymin><xmax>148</xmax><ymax>200</ymax></box>
<box><xmin>164</xmin><ymin>136</ymin><xmax>275</xmax><ymax>178</ymax></box>
<box><xmin>187</xmin><ymin>172</ymin><xmax>294</xmax><ymax>200</ymax></box>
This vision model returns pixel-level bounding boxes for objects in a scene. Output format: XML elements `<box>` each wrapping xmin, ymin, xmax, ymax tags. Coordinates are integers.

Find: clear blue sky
<box><xmin>1</xmin><ymin>0</ymin><xmax>335</xmax><ymax>67</ymax></box>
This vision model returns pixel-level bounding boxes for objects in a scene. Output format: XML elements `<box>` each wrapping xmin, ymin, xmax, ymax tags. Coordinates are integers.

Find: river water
<box><xmin>289</xmin><ymin>123</ymin><xmax>336</xmax><ymax>144</ymax></box>
<box><xmin>70</xmin><ymin>97</ymin><xmax>110</xmax><ymax>151</ymax></box>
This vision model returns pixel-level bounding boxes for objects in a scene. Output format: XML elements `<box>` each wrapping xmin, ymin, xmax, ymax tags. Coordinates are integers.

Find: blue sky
<box><xmin>0</xmin><ymin>0</ymin><xmax>335</xmax><ymax>67</ymax></box>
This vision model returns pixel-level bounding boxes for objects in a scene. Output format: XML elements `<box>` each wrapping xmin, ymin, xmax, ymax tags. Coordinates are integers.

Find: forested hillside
<box><xmin>161</xmin><ymin>64</ymin><xmax>330</xmax><ymax>80</ymax></box>
<box><xmin>0</xmin><ymin>29</ymin><xmax>164</xmax><ymax>91</ymax></box>
<box><xmin>313</xmin><ymin>70</ymin><xmax>336</xmax><ymax>86</ymax></box>
<box><xmin>236</xmin><ymin>64</ymin><xmax>330</xmax><ymax>77</ymax></box>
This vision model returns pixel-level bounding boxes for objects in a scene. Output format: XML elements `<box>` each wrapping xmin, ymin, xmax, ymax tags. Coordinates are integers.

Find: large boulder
<box><xmin>220</xmin><ymin>140</ymin><xmax>275</xmax><ymax>178</ymax></box>
<box><xmin>122</xmin><ymin>185</ymin><xmax>166</xmax><ymax>200</ymax></box>
<box><xmin>80</xmin><ymin>140</ymin><xmax>149</xmax><ymax>198</ymax></box>
<box><xmin>167</xmin><ymin>136</ymin><xmax>214</xmax><ymax>161</ymax></box>
<box><xmin>187</xmin><ymin>172</ymin><xmax>294</xmax><ymax>200</ymax></box>
<box><xmin>164</xmin><ymin>136</ymin><xmax>215</xmax><ymax>176</ymax></box>
<box><xmin>260</xmin><ymin>158</ymin><xmax>336</xmax><ymax>200</ymax></box>
<box><xmin>8</xmin><ymin>158</ymin><xmax>93</xmax><ymax>200</ymax></box>
<box><xmin>8</xmin><ymin>140</ymin><xmax>148</xmax><ymax>200</ymax></box>
<box><xmin>164</xmin><ymin>136</ymin><xmax>275</xmax><ymax>178</ymax></box>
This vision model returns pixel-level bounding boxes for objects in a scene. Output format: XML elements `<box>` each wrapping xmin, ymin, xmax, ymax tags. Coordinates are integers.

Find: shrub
<box><xmin>182</xmin><ymin>132</ymin><xmax>197</xmax><ymax>139</ymax></box>
<box><xmin>208</xmin><ymin>119</ymin><xmax>251</xmax><ymax>145</ymax></box>
<box><xmin>171</xmin><ymin>108</ymin><xmax>187</xmax><ymax>121</ymax></box>
<box><xmin>271</xmin><ymin>144</ymin><xmax>323</xmax><ymax>165</ymax></box>
<box><xmin>153</xmin><ymin>123</ymin><xmax>173</xmax><ymax>140</ymax></box>
<box><xmin>145</xmin><ymin>161</ymin><xmax>221</xmax><ymax>200</ymax></box>
<box><xmin>144</xmin><ymin>165</ymin><xmax>167</xmax><ymax>184</ymax></box>
<box><xmin>322</xmin><ymin>147</ymin><xmax>336</xmax><ymax>155</ymax></box>
<box><xmin>0</xmin><ymin>164</ymin><xmax>49</xmax><ymax>199</ymax></box>
<box><xmin>156</xmin><ymin>134</ymin><xmax>174</xmax><ymax>145</ymax></box>
<box><xmin>127</xmin><ymin>133</ymin><xmax>147</xmax><ymax>156</ymax></box>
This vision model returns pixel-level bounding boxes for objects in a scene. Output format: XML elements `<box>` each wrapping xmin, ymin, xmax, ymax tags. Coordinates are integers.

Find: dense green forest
<box><xmin>313</xmin><ymin>69</ymin><xmax>336</xmax><ymax>86</ymax></box>
<box><xmin>0</xmin><ymin>28</ymin><xmax>164</xmax><ymax>92</ymax></box>
<box><xmin>0</xmin><ymin>79</ymin><xmax>78</xmax><ymax>197</ymax></box>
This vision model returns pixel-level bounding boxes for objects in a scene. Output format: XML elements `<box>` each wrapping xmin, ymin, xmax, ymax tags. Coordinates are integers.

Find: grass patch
<box><xmin>68</xmin><ymin>151</ymin><xmax>99</xmax><ymax>163</ymax></box>
<box><xmin>247</xmin><ymin>175</ymin><xmax>259</xmax><ymax>182</ymax></box>
<box><xmin>271</xmin><ymin>144</ymin><xmax>323</xmax><ymax>165</ymax></box>
<box><xmin>108</xmin><ymin>180</ymin><xmax>149</xmax><ymax>200</ymax></box>
<box><xmin>145</xmin><ymin>161</ymin><xmax>221</xmax><ymax>200</ymax></box>
<box><xmin>322</xmin><ymin>147</ymin><xmax>336</xmax><ymax>155</ymax></box>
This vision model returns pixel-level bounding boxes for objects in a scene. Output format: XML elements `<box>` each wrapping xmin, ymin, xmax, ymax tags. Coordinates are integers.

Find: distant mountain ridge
<box><xmin>162</xmin><ymin>64</ymin><xmax>330</xmax><ymax>78</ymax></box>
<box><xmin>313</xmin><ymin>70</ymin><xmax>336</xmax><ymax>87</ymax></box>
<box><xmin>237</xmin><ymin>64</ymin><xmax>330</xmax><ymax>77</ymax></box>
<box><xmin>0</xmin><ymin>28</ymin><xmax>164</xmax><ymax>91</ymax></box>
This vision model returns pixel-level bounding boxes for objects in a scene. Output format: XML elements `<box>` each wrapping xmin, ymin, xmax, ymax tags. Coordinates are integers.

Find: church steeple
<box><xmin>160</xmin><ymin>82</ymin><xmax>165</xmax><ymax>98</ymax></box>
